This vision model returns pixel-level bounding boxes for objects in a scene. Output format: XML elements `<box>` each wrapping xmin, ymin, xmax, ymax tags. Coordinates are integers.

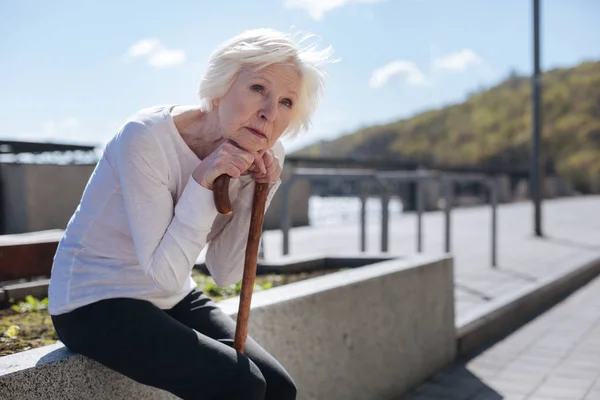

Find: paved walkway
<box><xmin>259</xmin><ymin>195</ymin><xmax>600</xmax><ymax>321</ymax></box>
<box><xmin>400</xmin><ymin>272</ymin><xmax>600</xmax><ymax>400</ymax></box>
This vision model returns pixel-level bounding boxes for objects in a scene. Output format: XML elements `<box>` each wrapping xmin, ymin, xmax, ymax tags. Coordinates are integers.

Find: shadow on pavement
<box><xmin>399</xmin><ymin>360</ymin><xmax>502</xmax><ymax>400</ymax></box>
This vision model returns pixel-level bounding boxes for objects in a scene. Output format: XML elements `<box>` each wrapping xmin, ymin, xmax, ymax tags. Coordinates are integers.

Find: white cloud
<box><xmin>127</xmin><ymin>39</ymin><xmax>186</xmax><ymax>68</ymax></box>
<box><xmin>369</xmin><ymin>48</ymin><xmax>484</xmax><ymax>89</ymax></box>
<box><xmin>128</xmin><ymin>39</ymin><xmax>160</xmax><ymax>57</ymax></box>
<box><xmin>148</xmin><ymin>49</ymin><xmax>187</xmax><ymax>68</ymax></box>
<box><xmin>432</xmin><ymin>48</ymin><xmax>482</xmax><ymax>72</ymax></box>
<box><xmin>369</xmin><ymin>60</ymin><xmax>428</xmax><ymax>88</ymax></box>
<box><xmin>284</xmin><ymin>0</ymin><xmax>385</xmax><ymax>21</ymax></box>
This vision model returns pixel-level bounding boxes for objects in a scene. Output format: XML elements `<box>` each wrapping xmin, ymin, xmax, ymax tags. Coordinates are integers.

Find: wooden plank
<box><xmin>0</xmin><ymin>240</ymin><xmax>58</xmax><ymax>281</ymax></box>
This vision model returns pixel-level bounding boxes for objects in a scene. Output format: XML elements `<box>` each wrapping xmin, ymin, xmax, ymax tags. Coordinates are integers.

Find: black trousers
<box><xmin>51</xmin><ymin>288</ymin><xmax>297</xmax><ymax>400</ymax></box>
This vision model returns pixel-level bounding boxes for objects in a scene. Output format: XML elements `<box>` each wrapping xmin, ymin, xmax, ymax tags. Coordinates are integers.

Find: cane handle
<box><xmin>213</xmin><ymin>175</ymin><xmax>233</xmax><ymax>215</ymax></box>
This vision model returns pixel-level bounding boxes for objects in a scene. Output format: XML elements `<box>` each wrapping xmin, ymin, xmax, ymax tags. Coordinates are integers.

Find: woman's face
<box><xmin>214</xmin><ymin>63</ymin><xmax>301</xmax><ymax>153</ymax></box>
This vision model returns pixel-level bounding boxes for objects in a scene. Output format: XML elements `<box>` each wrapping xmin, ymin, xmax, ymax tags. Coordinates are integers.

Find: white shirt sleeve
<box><xmin>204</xmin><ymin>140</ymin><xmax>286</xmax><ymax>286</ymax></box>
<box><xmin>112</xmin><ymin>122</ymin><xmax>219</xmax><ymax>292</ymax></box>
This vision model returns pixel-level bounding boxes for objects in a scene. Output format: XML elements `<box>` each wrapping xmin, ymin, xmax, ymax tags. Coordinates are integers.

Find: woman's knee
<box><xmin>265</xmin><ymin>369</ymin><xmax>297</xmax><ymax>400</ymax></box>
<box><xmin>226</xmin><ymin>362</ymin><xmax>297</xmax><ymax>400</ymax></box>
<box><xmin>228</xmin><ymin>356</ymin><xmax>267</xmax><ymax>400</ymax></box>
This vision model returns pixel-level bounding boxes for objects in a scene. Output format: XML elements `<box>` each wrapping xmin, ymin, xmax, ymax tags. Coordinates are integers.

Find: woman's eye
<box><xmin>251</xmin><ymin>84</ymin><xmax>264</xmax><ymax>93</ymax></box>
<box><xmin>281</xmin><ymin>98</ymin><xmax>293</xmax><ymax>108</ymax></box>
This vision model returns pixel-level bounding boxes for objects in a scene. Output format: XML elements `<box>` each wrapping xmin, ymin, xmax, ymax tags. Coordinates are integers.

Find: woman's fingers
<box><xmin>214</xmin><ymin>140</ymin><xmax>283</xmax><ymax>184</ymax></box>
<box><xmin>262</xmin><ymin>150</ymin><xmax>275</xmax><ymax>169</ymax></box>
<box><xmin>194</xmin><ymin>140</ymin><xmax>276</xmax><ymax>189</ymax></box>
<box><xmin>249</xmin><ymin>150</ymin><xmax>274</xmax><ymax>175</ymax></box>
<box><xmin>224</xmin><ymin>140</ymin><xmax>266</xmax><ymax>175</ymax></box>
<box><xmin>251</xmin><ymin>152</ymin><xmax>267</xmax><ymax>175</ymax></box>
<box><xmin>251</xmin><ymin>152</ymin><xmax>281</xmax><ymax>183</ymax></box>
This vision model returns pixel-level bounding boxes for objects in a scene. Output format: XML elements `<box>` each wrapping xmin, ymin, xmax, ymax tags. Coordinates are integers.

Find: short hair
<box><xmin>197</xmin><ymin>28</ymin><xmax>336</xmax><ymax>138</ymax></box>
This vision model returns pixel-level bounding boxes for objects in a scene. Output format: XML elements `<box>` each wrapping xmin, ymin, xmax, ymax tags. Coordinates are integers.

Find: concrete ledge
<box><xmin>0</xmin><ymin>344</ymin><xmax>175</xmax><ymax>399</ymax></box>
<box><xmin>0</xmin><ymin>254</ymin><xmax>455</xmax><ymax>400</ymax></box>
<box><xmin>457</xmin><ymin>255</ymin><xmax>600</xmax><ymax>356</ymax></box>
<box><xmin>195</xmin><ymin>252</ymin><xmax>395</xmax><ymax>275</ymax></box>
<box><xmin>0</xmin><ymin>279</ymin><xmax>50</xmax><ymax>307</ymax></box>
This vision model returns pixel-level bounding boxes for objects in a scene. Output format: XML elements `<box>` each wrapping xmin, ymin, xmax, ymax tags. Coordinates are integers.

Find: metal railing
<box><xmin>278</xmin><ymin>168</ymin><xmax>499</xmax><ymax>267</ymax></box>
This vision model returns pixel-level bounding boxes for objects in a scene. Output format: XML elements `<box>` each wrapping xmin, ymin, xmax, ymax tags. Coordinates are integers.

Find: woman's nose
<box><xmin>259</xmin><ymin>100</ymin><xmax>277</xmax><ymax>122</ymax></box>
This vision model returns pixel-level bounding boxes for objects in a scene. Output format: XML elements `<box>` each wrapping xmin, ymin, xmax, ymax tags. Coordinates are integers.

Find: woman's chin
<box><xmin>227</xmin><ymin>134</ymin><xmax>265</xmax><ymax>153</ymax></box>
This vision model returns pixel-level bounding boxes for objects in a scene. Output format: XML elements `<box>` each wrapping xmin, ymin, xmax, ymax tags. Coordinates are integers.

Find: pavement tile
<box><xmin>402</xmin><ymin>271</ymin><xmax>600</xmax><ymax>400</ymax></box>
<box><xmin>530</xmin><ymin>384</ymin><xmax>590</xmax><ymax>399</ymax></box>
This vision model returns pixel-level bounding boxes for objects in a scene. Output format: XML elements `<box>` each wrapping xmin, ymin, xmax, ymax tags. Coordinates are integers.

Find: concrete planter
<box><xmin>0</xmin><ymin>253</ymin><xmax>455</xmax><ymax>400</ymax></box>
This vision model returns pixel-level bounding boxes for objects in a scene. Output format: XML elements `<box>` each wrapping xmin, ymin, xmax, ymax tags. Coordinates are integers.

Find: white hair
<box><xmin>197</xmin><ymin>28</ymin><xmax>336</xmax><ymax>138</ymax></box>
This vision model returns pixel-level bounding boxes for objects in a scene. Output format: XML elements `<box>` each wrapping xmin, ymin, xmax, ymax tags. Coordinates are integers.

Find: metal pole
<box><xmin>381</xmin><ymin>190</ymin><xmax>389</xmax><ymax>252</ymax></box>
<box><xmin>281</xmin><ymin>180</ymin><xmax>292</xmax><ymax>256</ymax></box>
<box><xmin>416</xmin><ymin>179</ymin><xmax>423</xmax><ymax>252</ymax></box>
<box><xmin>531</xmin><ymin>0</ymin><xmax>543</xmax><ymax>237</ymax></box>
<box><xmin>491</xmin><ymin>177</ymin><xmax>498</xmax><ymax>267</ymax></box>
<box><xmin>444</xmin><ymin>178</ymin><xmax>452</xmax><ymax>253</ymax></box>
<box><xmin>360</xmin><ymin>183</ymin><xmax>367</xmax><ymax>252</ymax></box>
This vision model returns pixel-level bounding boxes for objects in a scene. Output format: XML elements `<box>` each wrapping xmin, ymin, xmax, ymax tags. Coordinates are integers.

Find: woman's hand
<box><xmin>193</xmin><ymin>140</ymin><xmax>267</xmax><ymax>190</ymax></box>
<box><xmin>248</xmin><ymin>149</ymin><xmax>282</xmax><ymax>184</ymax></box>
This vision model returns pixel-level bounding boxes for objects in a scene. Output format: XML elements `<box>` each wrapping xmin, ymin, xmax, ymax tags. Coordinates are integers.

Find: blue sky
<box><xmin>1</xmin><ymin>0</ymin><xmax>599</xmax><ymax>154</ymax></box>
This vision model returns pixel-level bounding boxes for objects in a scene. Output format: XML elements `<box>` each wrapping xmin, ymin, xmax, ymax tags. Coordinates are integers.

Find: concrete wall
<box><xmin>0</xmin><ymin>164</ymin><xmax>28</xmax><ymax>234</ymax></box>
<box><xmin>0</xmin><ymin>163</ymin><xmax>95</xmax><ymax>234</ymax></box>
<box><xmin>263</xmin><ymin>166</ymin><xmax>311</xmax><ymax>230</ymax></box>
<box><xmin>422</xmin><ymin>179</ymin><xmax>442</xmax><ymax>211</ymax></box>
<box><xmin>514</xmin><ymin>178</ymin><xmax>530</xmax><ymax>201</ymax></box>
<box><xmin>26</xmin><ymin>164</ymin><xmax>96</xmax><ymax>232</ymax></box>
<box><xmin>497</xmin><ymin>175</ymin><xmax>512</xmax><ymax>203</ymax></box>
<box><xmin>0</xmin><ymin>254</ymin><xmax>455</xmax><ymax>400</ymax></box>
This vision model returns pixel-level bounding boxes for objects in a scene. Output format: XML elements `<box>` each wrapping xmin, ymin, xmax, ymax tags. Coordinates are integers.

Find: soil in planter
<box><xmin>0</xmin><ymin>267</ymin><xmax>344</xmax><ymax>356</ymax></box>
<box><xmin>194</xmin><ymin>268</ymin><xmax>345</xmax><ymax>301</ymax></box>
<box><xmin>0</xmin><ymin>297</ymin><xmax>58</xmax><ymax>356</ymax></box>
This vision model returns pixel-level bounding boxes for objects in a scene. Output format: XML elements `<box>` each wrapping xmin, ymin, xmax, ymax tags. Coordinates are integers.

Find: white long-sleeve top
<box><xmin>48</xmin><ymin>105</ymin><xmax>283</xmax><ymax>315</ymax></box>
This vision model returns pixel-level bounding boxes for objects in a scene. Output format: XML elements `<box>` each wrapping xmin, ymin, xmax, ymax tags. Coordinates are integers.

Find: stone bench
<box><xmin>0</xmin><ymin>253</ymin><xmax>455</xmax><ymax>400</ymax></box>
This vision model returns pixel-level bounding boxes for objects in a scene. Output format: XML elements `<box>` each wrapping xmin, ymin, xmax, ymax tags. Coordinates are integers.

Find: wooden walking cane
<box><xmin>213</xmin><ymin>174</ymin><xmax>269</xmax><ymax>354</ymax></box>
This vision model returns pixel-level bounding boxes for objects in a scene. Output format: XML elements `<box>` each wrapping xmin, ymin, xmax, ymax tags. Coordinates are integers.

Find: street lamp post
<box><xmin>531</xmin><ymin>0</ymin><xmax>543</xmax><ymax>237</ymax></box>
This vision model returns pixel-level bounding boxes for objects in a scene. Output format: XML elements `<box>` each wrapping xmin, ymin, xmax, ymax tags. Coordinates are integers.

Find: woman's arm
<box><xmin>204</xmin><ymin>140</ymin><xmax>285</xmax><ymax>286</ymax></box>
<box><xmin>112</xmin><ymin>122</ymin><xmax>219</xmax><ymax>292</ymax></box>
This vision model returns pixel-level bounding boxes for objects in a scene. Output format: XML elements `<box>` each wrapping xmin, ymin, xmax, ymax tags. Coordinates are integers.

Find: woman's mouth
<box><xmin>246</xmin><ymin>127</ymin><xmax>267</xmax><ymax>140</ymax></box>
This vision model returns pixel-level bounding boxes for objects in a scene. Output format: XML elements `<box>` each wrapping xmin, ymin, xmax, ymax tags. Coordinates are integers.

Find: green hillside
<box><xmin>294</xmin><ymin>60</ymin><xmax>600</xmax><ymax>190</ymax></box>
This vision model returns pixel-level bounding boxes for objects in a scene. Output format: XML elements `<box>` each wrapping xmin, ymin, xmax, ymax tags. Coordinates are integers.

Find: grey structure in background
<box><xmin>0</xmin><ymin>140</ymin><xmax>97</xmax><ymax>234</ymax></box>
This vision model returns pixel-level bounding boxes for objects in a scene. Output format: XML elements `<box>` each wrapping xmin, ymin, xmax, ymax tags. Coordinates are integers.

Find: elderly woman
<box><xmin>48</xmin><ymin>29</ymin><xmax>334</xmax><ymax>400</ymax></box>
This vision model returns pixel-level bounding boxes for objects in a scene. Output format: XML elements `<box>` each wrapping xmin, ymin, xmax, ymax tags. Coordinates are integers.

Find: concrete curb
<box><xmin>456</xmin><ymin>255</ymin><xmax>600</xmax><ymax>356</ymax></box>
<box><xmin>0</xmin><ymin>279</ymin><xmax>50</xmax><ymax>307</ymax></box>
